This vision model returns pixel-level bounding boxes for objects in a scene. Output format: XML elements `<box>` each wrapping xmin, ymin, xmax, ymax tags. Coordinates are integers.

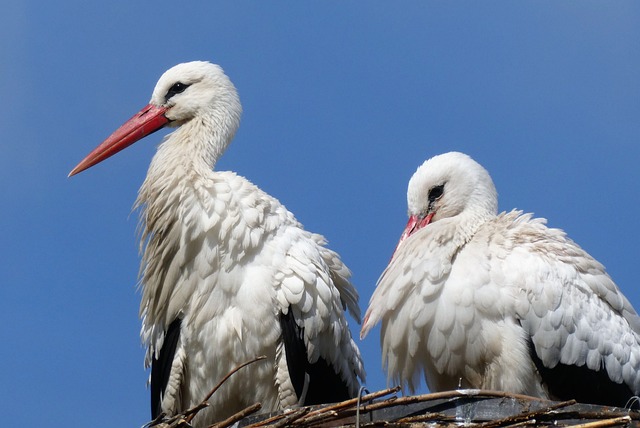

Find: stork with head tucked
<box><xmin>361</xmin><ymin>151</ymin><xmax>640</xmax><ymax>407</ymax></box>
<box><xmin>70</xmin><ymin>61</ymin><xmax>364</xmax><ymax>426</ymax></box>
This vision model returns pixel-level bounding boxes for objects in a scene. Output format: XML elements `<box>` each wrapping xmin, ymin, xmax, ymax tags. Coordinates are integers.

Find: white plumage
<box><xmin>70</xmin><ymin>61</ymin><xmax>364</xmax><ymax>426</ymax></box>
<box><xmin>361</xmin><ymin>151</ymin><xmax>640</xmax><ymax>407</ymax></box>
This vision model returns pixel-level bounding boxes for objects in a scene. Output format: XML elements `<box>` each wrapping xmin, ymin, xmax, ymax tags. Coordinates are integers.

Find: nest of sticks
<box><xmin>146</xmin><ymin>357</ymin><xmax>640</xmax><ymax>428</ymax></box>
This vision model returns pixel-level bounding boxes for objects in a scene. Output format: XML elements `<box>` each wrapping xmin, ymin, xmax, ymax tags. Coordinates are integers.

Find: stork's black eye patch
<box><xmin>428</xmin><ymin>184</ymin><xmax>444</xmax><ymax>202</ymax></box>
<box><xmin>166</xmin><ymin>82</ymin><xmax>190</xmax><ymax>100</ymax></box>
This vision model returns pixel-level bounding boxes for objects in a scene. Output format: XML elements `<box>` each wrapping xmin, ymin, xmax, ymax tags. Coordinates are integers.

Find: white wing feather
<box><xmin>497</xmin><ymin>212</ymin><xmax>640</xmax><ymax>392</ymax></box>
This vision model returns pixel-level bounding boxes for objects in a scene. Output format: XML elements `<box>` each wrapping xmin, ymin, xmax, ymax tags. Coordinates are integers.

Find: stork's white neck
<box><xmin>137</xmin><ymin>101</ymin><xmax>240</xmax><ymax>208</ymax></box>
<box><xmin>156</xmin><ymin>109</ymin><xmax>238</xmax><ymax>174</ymax></box>
<box><xmin>454</xmin><ymin>208</ymin><xmax>493</xmax><ymax>247</ymax></box>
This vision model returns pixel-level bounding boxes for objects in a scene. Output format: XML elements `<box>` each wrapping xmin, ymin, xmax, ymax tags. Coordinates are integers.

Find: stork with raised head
<box><xmin>70</xmin><ymin>61</ymin><xmax>365</xmax><ymax>425</ymax></box>
<box><xmin>361</xmin><ymin>151</ymin><xmax>640</xmax><ymax>407</ymax></box>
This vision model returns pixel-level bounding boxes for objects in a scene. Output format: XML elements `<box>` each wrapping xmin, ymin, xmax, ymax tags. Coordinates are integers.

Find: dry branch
<box><xmin>147</xmin><ymin>384</ymin><xmax>640</xmax><ymax>428</ymax></box>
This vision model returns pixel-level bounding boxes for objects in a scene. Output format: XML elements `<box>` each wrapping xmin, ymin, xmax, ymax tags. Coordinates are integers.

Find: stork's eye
<box><xmin>166</xmin><ymin>82</ymin><xmax>190</xmax><ymax>100</ymax></box>
<box><xmin>428</xmin><ymin>184</ymin><xmax>444</xmax><ymax>202</ymax></box>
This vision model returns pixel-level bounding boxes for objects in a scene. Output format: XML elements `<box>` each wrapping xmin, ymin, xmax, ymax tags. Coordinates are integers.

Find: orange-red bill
<box><xmin>391</xmin><ymin>212</ymin><xmax>435</xmax><ymax>258</ymax></box>
<box><xmin>68</xmin><ymin>104</ymin><xmax>169</xmax><ymax>177</ymax></box>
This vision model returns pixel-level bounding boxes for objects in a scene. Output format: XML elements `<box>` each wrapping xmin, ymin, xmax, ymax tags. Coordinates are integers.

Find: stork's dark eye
<box><xmin>428</xmin><ymin>184</ymin><xmax>444</xmax><ymax>202</ymax></box>
<box><xmin>166</xmin><ymin>82</ymin><xmax>190</xmax><ymax>100</ymax></box>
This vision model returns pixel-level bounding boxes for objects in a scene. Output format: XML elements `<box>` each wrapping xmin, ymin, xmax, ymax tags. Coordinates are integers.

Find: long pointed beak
<box><xmin>391</xmin><ymin>212</ymin><xmax>435</xmax><ymax>257</ymax></box>
<box><xmin>69</xmin><ymin>104</ymin><xmax>169</xmax><ymax>177</ymax></box>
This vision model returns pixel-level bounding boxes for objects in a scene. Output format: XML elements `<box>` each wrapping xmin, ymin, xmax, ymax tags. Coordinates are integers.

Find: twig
<box><xmin>250</xmin><ymin>407</ymin><xmax>311</xmax><ymax>428</ymax></box>
<box><xmin>248</xmin><ymin>386</ymin><xmax>400</xmax><ymax>427</ymax></box>
<box><xmin>145</xmin><ymin>412</ymin><xmax>168</xmax><ymax>427</ymax></box>
<box><xmin>181</xmin><ymin>402</ymin><xmax>210</xmax><ymax>419</ymax></box>
<box><xmin>301</xmin><ymin>386</ymin><xmax>401</xmax><ymax>421</ymax></box>
<box><xmin>476</xmin><ymin>399</ymin><xmax>577</xmax><ymax>428</ymax></box>
<box><xmin>185</xmin><ymin>355</ymin><xmax>267</xmax><ymax>424</ymax></box>
<box><xmin>403</xmin><ymin>388</ymin><xmax>550</xmax><ymax>404</ymax></box>
<box><xmin>209</xmin><ymin>402</ymin><xmax>262</xmax><ymax>428</ymax></box>
<box><xmin>569</xmin><ymin>416</ymin><xmax>632</xmax><ymax>428</ymax></box>
<box><xmin>269</xmin><ymin>407</ymin><xmax>311</xmax><ymax>428</ymax></box>
<box><xmin>148</xmin><ymin>403</ymin><xmax>207</xmax><ymax>428</ymax></box>
<box><xmin>394</xmin><ymin>412</ymin><xmax>452</xmax><ymax>424</ymax></box>
<box><xmin>288</xmin><ymin>386</ymin><xmax>400</xmax><ymax>426</ymax></box>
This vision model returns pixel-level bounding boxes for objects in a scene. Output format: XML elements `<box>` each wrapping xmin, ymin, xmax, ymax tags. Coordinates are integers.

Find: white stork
<box><xmin>361</xmin><ymin>151</ymin><xmax>640</xmax><ymax>407</ymax></box>
<box><xmin>69</xmin><ymin>61</ymin><xmax>364</xmax><ymax>425</ymax></box>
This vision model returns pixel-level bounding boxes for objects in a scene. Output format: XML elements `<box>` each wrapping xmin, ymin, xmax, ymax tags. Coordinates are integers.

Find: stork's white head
<box><xmin>150</xmin><ymin>61</ymin><xmax>241</xmax><ymax>127</ymax></box>
<box><xmin>397</xmin><ymin>152</ymin><xmax>498</xmax><ymax>246</ymax></box>
<box><xmin>69</xmin><ymin>61</ymin><xmax>241</xmax><ymax>176</ymax></box>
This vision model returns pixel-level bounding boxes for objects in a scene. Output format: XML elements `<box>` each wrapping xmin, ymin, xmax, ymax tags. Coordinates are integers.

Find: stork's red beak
<box><xmin>391</xmin><ymin>212</ymin><xmax>435</xmax><ymax>257</ymax></box>
<box><xmin>69</xmin><ymin>104</ymin><xmax>169</xmax><ymax>177</ymax></box>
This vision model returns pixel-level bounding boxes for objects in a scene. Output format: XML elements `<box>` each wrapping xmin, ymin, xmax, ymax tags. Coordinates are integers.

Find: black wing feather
<box><xmin>279</xmin><ymin>310</ymin><xmax>352</xmax><ymax>405</ymax></box>
<box><xmin>528</xmin><ymin>339</ymin><xmax>634</xmax><ymax>407</ymax></box>
<box><xmin>150</xmin><ymin>318</ymin><xmax>182</xmax><ymax>418</ymax></box>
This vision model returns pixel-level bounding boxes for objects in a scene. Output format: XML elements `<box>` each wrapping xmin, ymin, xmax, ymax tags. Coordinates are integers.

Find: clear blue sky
<box><xmin>2</xmin><ymin>2</ymin><xmax>639</xmax><ymax>426</ymax></box>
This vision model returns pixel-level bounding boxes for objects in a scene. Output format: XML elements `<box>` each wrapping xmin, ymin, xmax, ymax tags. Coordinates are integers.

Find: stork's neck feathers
<box><xmin>414</xmin><ymin>208</ymin><xmax>492</xmax><ymax>273</ymax></box>
<box><xmin>452</xmin><ymin>192</ymin><xmax>498</xmax><ymax>248</ymax></box>
<box><xmin>136</xmin><ymin>93</ymin><xmax>241</xmax><ymax>220</ymax></box>
<box><xmin>152</xmin><ymin>98</ymin><xmax>241</xmax><ymax>173</ymax></box>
